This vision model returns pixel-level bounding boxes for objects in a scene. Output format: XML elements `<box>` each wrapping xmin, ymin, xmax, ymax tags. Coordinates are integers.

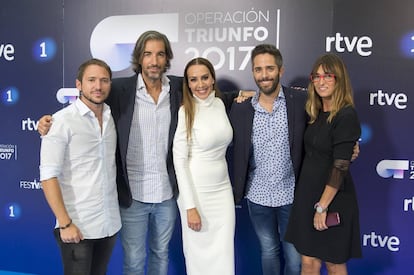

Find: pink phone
<box><xmin>326</xmin><ymin>212</ymin><xmax>340</xmax><ymax>227</ymax></box>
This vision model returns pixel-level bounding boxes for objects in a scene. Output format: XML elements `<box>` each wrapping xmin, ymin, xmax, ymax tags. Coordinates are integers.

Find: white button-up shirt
<box><xmin>127</xmin><ymin>74</ymin><xmax>172</xmax><ymax>203</ymax></box>
<box><xmin>39</xmin><ymin>98</ymin><xmax>121</xmax><ymax>239</ymax></box>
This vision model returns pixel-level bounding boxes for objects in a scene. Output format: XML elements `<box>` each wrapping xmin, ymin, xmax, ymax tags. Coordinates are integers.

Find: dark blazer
<box><xmin>106</xmin><ymin>74</ymin><xmax>183</xmax><ymax>207</ymax></box>
<box><xmin>229</xmin><ymin>86</ymin><xmax>308</xmax><ymax>204</ymax></box>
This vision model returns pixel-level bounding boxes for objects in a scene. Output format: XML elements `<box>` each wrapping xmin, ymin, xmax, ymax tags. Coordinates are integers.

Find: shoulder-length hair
<box><xmin>131</xmin><ymin>30</ymin><xmax>173</xmax><ymax>74</ymax></box>
<box><xmin>182</xmin><ymin>57</ymin><xmax>222</xmax><ymax>139</ymax></box>
<box><xmin>306</xmin><ymin>53</ymin><xmax>354</xmax><ymax>124</ymax></box>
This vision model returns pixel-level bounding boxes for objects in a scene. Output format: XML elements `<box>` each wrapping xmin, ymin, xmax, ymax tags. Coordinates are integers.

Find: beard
<box><xmin>255</xmin><ymin>74</ymin><xmax>280</xmax><ymax>96</ymax></box>
<box><xmin>80</xmin><ymin>91</ymin><xmax>106</xmax><ymax>105</ymax></box>
<box><xmin>142</xmin><ymin>65</ymin><xmax>164</xmax><ymax>81</ymax></box>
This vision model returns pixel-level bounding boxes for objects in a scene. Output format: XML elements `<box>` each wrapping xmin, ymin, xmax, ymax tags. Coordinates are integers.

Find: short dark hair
<box><xmin>250</xmin><ymin>44</ymin><xmax>283</xmax><ymax>70</ymax></box>
<box><xmin>77</xmin><ymin>58</ymin><xmax>112</xmax><ymax>81</ymax></box>
<box><xmin>131</xmin><ymin>30</ymin><xmax>174</xmax><ymax>74</ymax></box>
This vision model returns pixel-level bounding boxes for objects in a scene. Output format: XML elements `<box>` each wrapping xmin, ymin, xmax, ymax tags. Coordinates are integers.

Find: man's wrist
<box><xmin>59</xmin><ymin>219</ymin><xmax>72</xmax><ymax>230</ymax></box>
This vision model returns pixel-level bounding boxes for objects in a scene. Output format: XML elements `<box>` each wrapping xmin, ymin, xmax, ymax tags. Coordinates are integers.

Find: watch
<box><xmin>314</xmin><ymin>202</ymin><xmax>328</xmax><ymax>213</ymax></box>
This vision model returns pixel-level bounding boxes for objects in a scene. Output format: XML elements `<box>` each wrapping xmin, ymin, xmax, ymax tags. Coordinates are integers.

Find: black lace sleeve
<box><xmin>327</xmin><ymin>159</ymin><xmax>350</xmax><ymax>189</ymax></box>
<box><xmin>326</xmin><ymin>107</ymin><xmax>361</xmax><ymax>189</ymax></box>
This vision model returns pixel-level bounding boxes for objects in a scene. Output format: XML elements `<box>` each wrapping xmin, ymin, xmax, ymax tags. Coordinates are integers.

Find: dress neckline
<box><xmin>193</xmin><ymin>91</ymin><xmax>216</xmax><ymax>107</ymax></box>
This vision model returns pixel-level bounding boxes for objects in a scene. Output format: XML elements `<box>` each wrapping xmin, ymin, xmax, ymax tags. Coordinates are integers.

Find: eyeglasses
<box><xmin>310</xmin><ymin>73</ymin><xmax>336</xmax><ymax>83</ymax></box>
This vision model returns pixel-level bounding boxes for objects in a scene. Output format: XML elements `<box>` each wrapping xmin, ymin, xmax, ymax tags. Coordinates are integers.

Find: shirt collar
<box><xmin>137</xmin><ymin>73</ymin><xmax>170</xmax><ymax>93</ymax></box>
<box><xmin>252</xmin><ymin>86</ymin><xmax>285</xmax><ymax>106</ymax></box>
<box><xmin>75</xmin><ymin>97</ymin><xmax>111</xmax><ymax>118</ymax></box>
<box><xmin>75</xmin><ymin>98</ymin><xmax>93</xmax><ymax>117</ymax></box>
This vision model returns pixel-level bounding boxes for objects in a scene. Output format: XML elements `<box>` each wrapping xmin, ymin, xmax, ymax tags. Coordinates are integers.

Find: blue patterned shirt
<box><xmin>246</xmin><ymin>88</ymin><xmax>295</xmax><ymax>207</ymax></box>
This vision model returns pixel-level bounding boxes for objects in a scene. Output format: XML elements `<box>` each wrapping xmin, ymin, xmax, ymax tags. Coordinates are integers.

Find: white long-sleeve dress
<box><xmin>173</xmin><ymin>92</ymin><xmax>235</xmax><ymax>275</ymax></box>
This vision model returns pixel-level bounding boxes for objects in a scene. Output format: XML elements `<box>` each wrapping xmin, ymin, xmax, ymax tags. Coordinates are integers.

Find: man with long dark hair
<box><xmin>106</xmin><ymin>30</ymin><xmax>182</xmax><ymax>275</ymax></box>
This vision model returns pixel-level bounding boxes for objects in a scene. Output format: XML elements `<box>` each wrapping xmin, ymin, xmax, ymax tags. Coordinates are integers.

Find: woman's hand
<box><xmin>313</xmin><ymin>212</ymin><xmax>328</xmax><ymax>231</ymax></box>
<box><xmin>187</xmin><ymin>208</ymin><xmax>202</xmax><ymax>231</ymax></box>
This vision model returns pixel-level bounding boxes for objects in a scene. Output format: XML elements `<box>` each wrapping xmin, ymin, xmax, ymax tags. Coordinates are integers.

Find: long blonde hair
<box><xmin>306</xmin><ymin>54</ymin><xmax>354</xmax><ymax>124</ymax></box>
<box><xmin>182</xmin><ymin>57</ymin><xmax>222</xmax><ymax>139</ymax></box>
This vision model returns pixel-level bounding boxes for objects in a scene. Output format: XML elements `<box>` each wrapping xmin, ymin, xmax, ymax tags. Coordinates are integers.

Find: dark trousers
<box><xmin>54</xmin><ymin>228</ymin><xmax>118</xmax><ymax>275</ymax></box>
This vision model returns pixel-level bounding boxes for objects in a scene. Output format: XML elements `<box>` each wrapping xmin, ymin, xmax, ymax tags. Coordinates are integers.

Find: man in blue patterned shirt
<box><xmin>230</xmin><ymin>44</ymin><xmax>308</xmax><ymax>275</ymax></box>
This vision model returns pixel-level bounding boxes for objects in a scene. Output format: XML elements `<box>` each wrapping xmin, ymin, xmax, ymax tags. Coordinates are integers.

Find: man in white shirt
<box><xmin>39</xmin><ymin>58</ymin><xmax>121</xmax><ymax>275</ymax></box>
<box><xmin>38</xmin><ymin>31</ymin><xmax>183</xmax><ymax>275</ymax></box>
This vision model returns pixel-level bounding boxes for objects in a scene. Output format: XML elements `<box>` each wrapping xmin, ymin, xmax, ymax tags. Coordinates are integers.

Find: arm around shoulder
<box><xmin>38</xmin><ymin>115</ymin><xmax>53</xmax><ymax>136</ymax></box>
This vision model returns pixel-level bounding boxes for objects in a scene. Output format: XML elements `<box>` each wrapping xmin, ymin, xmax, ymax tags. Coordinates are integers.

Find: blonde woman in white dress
<box><xmin>173</xmin><ymin>57</ymin><xmax>235</xmax><ymax>275</ymax></box>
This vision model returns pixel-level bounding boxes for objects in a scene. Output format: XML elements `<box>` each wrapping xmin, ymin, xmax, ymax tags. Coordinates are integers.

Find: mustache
<box><xmin>258</xmin><ymin>78</ymin><xmax>274</xmax><ymax>83</ymax></box>
<box><xmin>147</xmin><ymin>65</ymin><xmax>161</xmax><ymax>70</ymax></box>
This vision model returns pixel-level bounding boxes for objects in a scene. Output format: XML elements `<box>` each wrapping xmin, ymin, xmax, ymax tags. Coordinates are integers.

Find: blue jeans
<box><xmin>247</xmin><ymin>200</ymin><xmax>301</xmax><ymax>275</ymax></box>
<box><xmin>54</xmin><ymin>229</ymin><xmax>117</xmax><ymax>275</ymax></box>
<box><xmin>120</xmin><ymin>198</ymin><xmax>177</xmax><ymax>275</ymax></box>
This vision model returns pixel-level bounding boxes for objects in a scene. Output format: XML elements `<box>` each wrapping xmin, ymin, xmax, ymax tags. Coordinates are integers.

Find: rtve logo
<box><xmin>0</xmin><ymin>43</ymin><xmax>15</xmax><ymax>61</ymax></box>
<box><xmin>22</xmin><ymin>118</ymin><xmax>39</xmax><ymax>131</ymax></box>
<box><xmin>369</xmin><ymin>89</ymin><xmax>407</xmax><ymax>110</ymax></box>
<box><xmin>363</xmin><ymin>232</ymin><xmax>400</xmax><ymax>252</ymax></box>
<box><xmin>376</xmin><ymin>159</ymin><xmax>409</xmax><ymax>179</ymax></box>
<box><xmin>403</xmin><ymin>196</ymin><xmax>414</xmax><ymax>211</ymax></box>
<box><xmin>326</xmin><ymin>32</ymin><xmax>372</xmax><ymax>56</ymax></box>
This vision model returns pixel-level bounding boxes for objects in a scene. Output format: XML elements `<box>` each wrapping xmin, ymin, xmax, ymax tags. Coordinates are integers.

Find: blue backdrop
<box><xmin>1</xmin><ymin>0</ymin><xmax>413</xmax><ymax>274</ymax></box>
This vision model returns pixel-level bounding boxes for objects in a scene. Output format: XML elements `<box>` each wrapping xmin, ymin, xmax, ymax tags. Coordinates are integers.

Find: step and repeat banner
<box><xmin>1</xmin><ymin>0</ymin><xmax>413</xmax><ymax>274</ymax></box>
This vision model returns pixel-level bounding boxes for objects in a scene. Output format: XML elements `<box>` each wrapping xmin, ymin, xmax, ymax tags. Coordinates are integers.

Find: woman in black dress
<box><xmin>285</xmin><ymin>54</ymin><xmax>362</xmax><ymax>275</ymax></box>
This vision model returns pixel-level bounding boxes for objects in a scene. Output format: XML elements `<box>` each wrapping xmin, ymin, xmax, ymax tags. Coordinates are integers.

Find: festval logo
<box><xmin>376</xmin><ymin>159</ymin><xmax>409</xmax><ymax>179</ymax></box>
<box><xmin>90</xmin><ymin>14</ymin><xmax>179</xmax><ymax>72</ymax></box>
<box><xmin>56</xmin><ymin>88</ymin><xmax>79</xmax><ymax>104</ymax></box>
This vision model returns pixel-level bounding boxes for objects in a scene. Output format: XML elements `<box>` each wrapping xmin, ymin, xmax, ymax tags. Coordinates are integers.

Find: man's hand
<box><xmin>351</xmin><ymin>141</ymin><xmax>360</xmax><ymax>162</ymax></box>
<box><xmin>59</xmin><ymin>222</ymin><xmax>84</xmax><ymax>243</ymax></box>
<box><xmin>38</xmin><ymin>115</ymin><xmax>53</xmax><ymax>136</ymax></box>
<box><xmin>234</xmin><ymin>90</ymin><xmax>256</xmax><ymax>103</ymax></box>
